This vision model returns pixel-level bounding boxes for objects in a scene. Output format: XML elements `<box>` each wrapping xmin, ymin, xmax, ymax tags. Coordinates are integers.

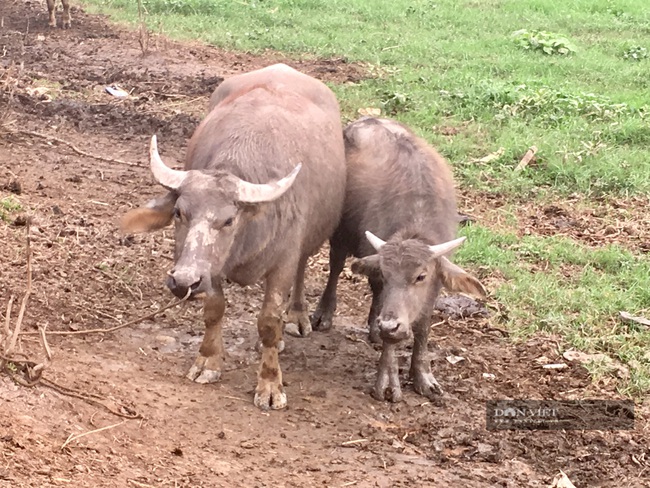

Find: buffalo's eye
<box><xmin>415</xmin><ymin>273</ymin><xmax>427</xmax><ymax>283</ymax></box>
<box><xmin>223</xmin><ymin>217</ymin><xmax>234</xmax><ymax>227</ymax></box>
<box><xmin>173</xmin><ymin>207</ymin><xmax>181</xmax><ymax>220</ymax></box>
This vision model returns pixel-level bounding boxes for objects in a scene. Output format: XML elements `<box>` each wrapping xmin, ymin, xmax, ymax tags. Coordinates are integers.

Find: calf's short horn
<box><xmin>428</xmin><ymin>236</ymin><xmax>466</xmax><ymax>258</ymax></box>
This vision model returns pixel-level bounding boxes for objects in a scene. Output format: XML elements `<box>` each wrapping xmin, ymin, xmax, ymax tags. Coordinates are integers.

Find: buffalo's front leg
<box><xmin>254</xmin><ymin>272</ymin><xmax>292</xmax><ymax>410</ymax></box>
<box><xmin>367</xmin><ymin>277</ymin><xmax>384</xmax><ymax>343</ymax></box>
<box><xmin>409</xmin><ymin>316</ymin><xmax>443</xmax><ymax>398</ymax></box>
<box><xmin>187</xmin><ymin>285</ymin><xmax>226</xmax><ymax>384</ymax></box>
<box><xmin>284</xmin><ymin>255</ymin><xmax>312</xmax><ymax>337</ymax></box>
<box><xmin>311</xmin><ymin>242</ymin><xmax>347</xmax><ymax>332</ymax></box>
<box><xmin>373</xmin><ymin>341</ymin><xmax>401</xmax><ymax>402</ymax></box>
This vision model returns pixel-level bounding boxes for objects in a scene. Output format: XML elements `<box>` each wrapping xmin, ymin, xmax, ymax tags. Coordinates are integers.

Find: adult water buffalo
<box><xmin>311</xmin><ymin>117</ymin><xmax>486</xmax><ymax>402</ymax></box>
<box><xmin>121</xmin><ymin>64</ymin><xmax>346</xmax><ymax>410</ymax></box>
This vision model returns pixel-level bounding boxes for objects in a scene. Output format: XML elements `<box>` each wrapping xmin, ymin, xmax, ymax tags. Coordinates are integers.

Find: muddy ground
<box><xmin>1</xmin><ymin>2</ymin><xmax>649</xmax><ymax>487</ymax></box>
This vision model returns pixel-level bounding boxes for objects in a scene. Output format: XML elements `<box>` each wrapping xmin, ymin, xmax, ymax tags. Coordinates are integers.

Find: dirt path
<box><xmin>1</xmin><ymin>2</ymin><xmax>649</xmax><ymax>487</ymax></box>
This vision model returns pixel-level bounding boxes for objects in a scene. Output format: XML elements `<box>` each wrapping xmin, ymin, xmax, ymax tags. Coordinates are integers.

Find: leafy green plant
<box><xmin>511</xmin><ymin>29</ymin><xmax>576</xmax><ymax>55</ymax></box>
<box><xmin>0</xmin><ymin>196</ymin><xmax>21</xmax><ymax>222</ymax></box>
<box><xmin>440</xmin><ymin>82</ymin><xmax>646</xmax><ymax>125</ymax></box>
<box><xmin>379</xmin><ymin>90</ymin><xmax>414</xmax><ymax>115</ymax></box>
<box><xmin>623</xmin><ymin>46</ymin><xmax>648</xmax><ymax>61</ymax></box>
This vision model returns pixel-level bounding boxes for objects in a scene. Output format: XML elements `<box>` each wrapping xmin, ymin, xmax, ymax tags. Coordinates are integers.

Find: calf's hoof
<box><xmin>310</xmin><ymin>308</ymin><xmax>333</xmax><ymax>331</ymax></box>
<box><xmin>186</xmin><ymin>354</ymin><xmax>223</xmax><ymax>384</ymax></box>
<box><xmin>373</xmin><ymin>370</ymin><xmax>402</xmax><ymax>402</ymax></box>
<box><xmin>284</xmin><ymin>310</ymin><xmax>312</xmax><ymax>337</ymax></box>
<box><xmin>412</xmin><ymin>371</ymin><xmax>444</xmax><ymax>398</ymax></box>
<box><xmin>254</xmin><ymin>379</ymin><xmax>287</xmax><ymax>410</ymax></box>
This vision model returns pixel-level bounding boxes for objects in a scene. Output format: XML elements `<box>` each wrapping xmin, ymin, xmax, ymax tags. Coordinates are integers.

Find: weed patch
<box><xmin>511</xmin><ymin>29</ymin><xmax>576</xmax><ymax>55</ymax></box>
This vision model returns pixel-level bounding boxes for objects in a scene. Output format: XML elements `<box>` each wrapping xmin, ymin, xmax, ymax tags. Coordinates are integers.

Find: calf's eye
<box><xmin>173</xmin><ymin>208</ymin><xmax>181</xmax><ymax>220</ymax></box>
<box><xmin>415</xmin><ymin>273</ymin><xmax>427</xmax><ymax>283</ymax></box>
<box><xmin>224</xmin><ymin>217</ymin><xmax>234</xmax><ymax>227</ymax></box>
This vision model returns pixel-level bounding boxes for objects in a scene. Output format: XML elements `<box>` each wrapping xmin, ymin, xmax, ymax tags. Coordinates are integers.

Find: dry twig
<box><xmin>61</xmin><ymin>419</ymin><xmax>129</xmax><ymax>450</ymax></box>
<box><xmin>14</xmin><ymin>130</ymin><xmax>141</xmax><ymax>167</ymax></box>
<box><xmin>4</xmin><ymin>222</ymin><xmax>32</xmax><ymax>356</ymax></box>
<box><xmin>21</xmin><ymin>291</ymin><xmax>189</xmax><ymax>336</ymax></box>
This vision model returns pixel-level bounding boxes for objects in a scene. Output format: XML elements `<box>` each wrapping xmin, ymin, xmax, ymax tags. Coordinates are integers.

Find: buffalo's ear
<box><xmin>120</xmin><ymin>192</ymin><xmax>177</xmax><ymax>234</ymax></box>
<box><xmin>350</xmin><ymin>255</ymin><xmax>381</xmax><ymax>278</ymax></box>
<box><xmin>439</xmin><ymin>257</ymin><xmax>486</xmax><ymax>298</ymax></box>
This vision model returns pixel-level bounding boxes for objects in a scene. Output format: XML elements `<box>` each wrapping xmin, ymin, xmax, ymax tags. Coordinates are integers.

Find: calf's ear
<box><xmin>120</xmin><ymin>193</ymin><xmax>176</xmax><ymax>234</ymax></box>
<box><xmin>439</xmin><ymin>257</ymin><xmax>487</xmax><ymax>298</ymax></box>
<box><xmin>350</xmin><ymin>255</ymin><xmax>381</xmax><ymax>277</ymax></box>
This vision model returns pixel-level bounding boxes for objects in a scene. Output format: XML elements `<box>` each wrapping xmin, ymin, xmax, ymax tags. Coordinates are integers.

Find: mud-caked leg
<box><xmin>187</xmin><ymin>285</ymin><xmax>226</xmax><ymax>384</ymax></box>
<box><xmin>254</xmin><ymin>273</ymin><xmax>292</xmax><ymax>410</ymax></box>
<box><xmin>46</xmin><ymin>0</ymin><xmax>57</xmax><ymax>27</ymax></box>
<box><xmin>409</xmin><ymin>316</ymin><xmax>443</xmax><ymax>398</ymax></box>
<box><xmin>373</xmin><ymin>341</ymin><xmax>402</xmax><ymax>402</ymax></box>
<box><xmin>284</xmin><ymin>255</ymin><xmax>312</xmax><ymax>337</ymax></box>
<box><xmin>367</xmin><ymin>277</ymin><xmax>384</xmax><ymax>344</ymax></box>
<box><xmin>61</xmin><ymin>0</ymin><xmax>71</xmax><ymax>29</ymax></box>
<box><xmin>311</xmin><ymin>242</ymin><xmax>347</xmax><ymax>332</ymax></box>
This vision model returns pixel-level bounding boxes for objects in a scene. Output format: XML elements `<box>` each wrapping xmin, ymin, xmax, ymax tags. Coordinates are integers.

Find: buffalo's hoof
<box><xmin>255</xmin><ymin>339</ymin><xmax>285</xmax><ymax>353</ymax></box>
<box><xmin>186</xmin><ymin>355</ymin><xmax>223</xmax><ymax>383</ymax></box>
<box><xmin>254</xmin><ymin>379</ymin><xmax>287</xmax><ymax>410</ymax></box>
<box><xmin>284</xmin><ymin>310</ymin><xmax>312</xmax><ymax>337</ymax></box>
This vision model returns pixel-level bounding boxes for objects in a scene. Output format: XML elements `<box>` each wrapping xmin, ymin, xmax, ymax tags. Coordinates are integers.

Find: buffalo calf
<box><xmin>47</xmin><ymin>0</ymin><xmax>71</xmax><ymax>28</ymax></box>
<box><xmin>312</xmin><ymin>117</ymin><xmax>486</xmax><ymax>402</ymax></box>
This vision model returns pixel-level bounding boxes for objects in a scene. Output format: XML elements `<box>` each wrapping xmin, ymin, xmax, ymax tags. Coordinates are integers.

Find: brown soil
<box><xmin>458</xmin><ymin>190</ymin><xmax>650</xmax><ymax>253</ymax></box>
<box><xmin>1</xmin><ymin>3</ymin><xmax>649</xmax><ymax>487</ymax></box>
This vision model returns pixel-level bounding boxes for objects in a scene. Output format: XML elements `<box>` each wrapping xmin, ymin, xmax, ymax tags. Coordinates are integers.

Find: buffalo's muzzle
<box><xmin>377</xmin><ymin>318</ymin><xmax>411</xmax><ymax>342</ymax></box>
<box><xmin>166</xmin><ymin>272</ymin><xmax>203</xmax><ymax>299</ymax></box>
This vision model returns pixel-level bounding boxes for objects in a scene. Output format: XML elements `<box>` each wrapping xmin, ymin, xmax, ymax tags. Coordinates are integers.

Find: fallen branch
<box><xmin>21</xmin><ymin>291</ymin><xmax>190</xmax><ymax>336</ymax></box>
<box><xmin>514</xmin><ymin>145</ymin><xmax>538</xmax><ymax>172</ymax></box>
<box><xmin>61</xmin><ymin>419</ymin><xmax>129</xmax><ymax>450</ymax></box>
<box><xmin>14</xmin><ymin>130</ymin><xmax>141</xmax><ymax>167</ymax></box>
<box><xmin>2</xmin><ymin>295</ymin><xmax>15</xmax><ymax>346</ymax></box>
<box><xmin>4</xmin><ymin>223</ymin><xmax>32</xmax><ymax>357</ymax></box>
<box><xmin>619</xmin><ymin>311</ymin><xmax>650</xmax><ymax>327</ymax></box>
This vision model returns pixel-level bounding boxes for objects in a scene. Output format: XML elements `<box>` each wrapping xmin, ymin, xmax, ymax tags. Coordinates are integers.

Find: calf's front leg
<box><xmin>373</xmin><ymin>341</ymin><xmax>401</xmax><ymax>402</ymax></box>
<box><xmin>187</xmin><ymin>285</ymin><xmax>226</xmax><ymax>384</ymax></box>
<box><xmin>409</xmin><ymin>316</ymin><xmax>443</xmax><ymax>397</ymax></box>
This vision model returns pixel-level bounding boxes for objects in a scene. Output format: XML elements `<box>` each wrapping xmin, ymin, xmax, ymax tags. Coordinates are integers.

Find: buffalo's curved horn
<box><xmin>236</xmin><ymin>164</ymin><xmax>302</xmax><ymax>203</ymax></box>
<box><xmin>429</xmin><ymin>236</ymin><xmax>466</xmax><ymax>258</ymax></box>
<box><xmin>150</xmin><ymin>135</ymin><xmax>187</xmax><ymax>190</ymax></box>
<box><xmin>365</xmin><ymin>231</ymin><xmax>386</xmax><ymax>251</ymax></box>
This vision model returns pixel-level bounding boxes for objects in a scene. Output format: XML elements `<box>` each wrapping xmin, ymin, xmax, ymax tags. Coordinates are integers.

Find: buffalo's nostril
<box><xmin>166</xmin><ymin>274</ymin><xmax>177</xmax><ymax>291</ymax></box>
<box><xmin>389</xmin><ymin>322</ymin><xmax>400</xmax><ymax>334</ymax></box>
<box><xmin>190</xmin><ymin>278</ymin><xmax>202</xmax><ymax>291</ymax></box>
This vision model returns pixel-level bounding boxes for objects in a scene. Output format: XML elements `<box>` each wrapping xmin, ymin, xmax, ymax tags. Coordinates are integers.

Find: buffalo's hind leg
<box><xmin>46</xmin><ymin>0</ymin><xmax>57</xmax><ymax>27</ymax></box>
<box><xmin>284</xmin><ymin>254</ymin><xmax>312</xmax><ymax>337</ymax></box>
<box><xmin>187</xmin><ymin>284</ymin><xmax>226</xmax><ymax>384</ymax></box>
<box><xmin>61</xmin><ymin>0</ymin><xmax>71</xmax><ymax>28</ymax></box>
<box><xmin>311</xmin><ymin>241</ymin><xmax>347</xmax><ymax>332</ymax></box>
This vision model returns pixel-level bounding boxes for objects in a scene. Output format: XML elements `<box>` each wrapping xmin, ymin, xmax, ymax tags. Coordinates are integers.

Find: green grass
<box><xmin>0</xmin><ymin>196</ymin><xmax>21</xmax><ymax>222</ymax></box>
<box><xmin>80</xmin><ymin>0</ymin><xmax>650</xmax><ymax>394</ymax></box>
<box><xmin>457</xmin><ymin>224</ymin><xmax>650</xmax><ymax>395</ymax></box>
<box><xmin>82</xmin><ymin>0</ymin><xmax>650</xmax><ymax>196</ymax></box>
